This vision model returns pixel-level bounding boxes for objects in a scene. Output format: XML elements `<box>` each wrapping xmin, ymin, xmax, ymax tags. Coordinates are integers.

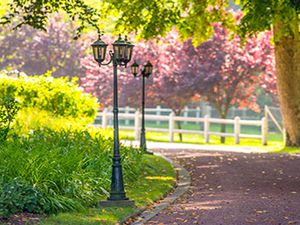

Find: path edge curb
<box><xmin>128</xmin><ymin>153</ymin><xmax>191</xmax><ymax>225</ymax></box>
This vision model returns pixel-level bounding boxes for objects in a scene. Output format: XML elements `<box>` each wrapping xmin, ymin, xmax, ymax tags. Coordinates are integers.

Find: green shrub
<box><xmin>0</xmin><ymin>128</ymin><xmax>143</xmax><ymax>217</ymax></box>
<box><xmin>0</xmin><ymin>178</ymin><xmax>45</xmax><ymax>217</ymax></box>
<box><xmin>0</xmin><ymin>95</ymin><xmax>19</xmax><ymax>141</ymax></box>
<box><xmin>12</xmin><ymin>107</ymin><xmax>91</xmax><ymax>136</ymax></box>
<box><xmin>0</xmin><ymin>71</ymin><xmax>98</xmax><ymax>122</ymax></box>
<box><xmin>0</xmin><ymin>71</ymin><xmax>143</xmax><ymax>218</ymax></box>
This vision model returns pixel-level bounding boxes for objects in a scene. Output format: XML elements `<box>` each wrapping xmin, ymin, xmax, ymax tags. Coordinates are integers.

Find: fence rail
<box><xmin>109</xmin><ymin>105</ymin><xmax>266</xmax><ymax>126</ymax></box>
<box><xmin>94</xmin><ymin>109</ymin><xmax>268</xmax><ymax>145</ymax></box>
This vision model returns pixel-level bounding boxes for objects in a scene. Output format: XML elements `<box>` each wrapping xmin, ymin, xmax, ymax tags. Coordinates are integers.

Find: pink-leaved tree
<box><xmin>0</xmin><ymin>14</ymin><xmax>84</xmax><ymax>78</ymax></box>
<box><xmin>186</xmin><ymin>23</ymin><xmax>275</xmax><ymax>143</ymax></box>
<box><xmin>80</xmin><ymin>26</ymin><xmax>275</xmax><ymax>143</ymax></box>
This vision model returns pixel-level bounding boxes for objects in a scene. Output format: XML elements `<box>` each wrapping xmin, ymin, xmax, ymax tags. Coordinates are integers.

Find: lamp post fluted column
<box><xmin>91</xmin><ymin>34</ymin><xmax>134</xmax><ymax>207</ymax></box>
<box><xmin>109</xmin><ymin>53</ymin><xmax>127</xmax><ymax>201</ymax></box>
<box><xmin>131</xmin><ymin>61</ymin><xmax>153</xmax><ymax>154</ymax></box>
<box><xmin>140</xmin><ymin>74</ymin><xmax>146</xmax><ymax>150</ymax></box>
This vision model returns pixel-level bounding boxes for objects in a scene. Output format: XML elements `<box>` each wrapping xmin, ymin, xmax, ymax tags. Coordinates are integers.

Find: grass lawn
<box><xmin>270</xmin><ymin>146</ymin><xmax>300</xmax><ymax>154</ymax></box>
<box><xmin>119</xmin><ymin>130</ymin><xmax>283</xmax><ymax>150</ymax></box>
<box><xmin>101</xmin><ymin>119</ymin><xmax>284</xmax><ymax>147</ymax></box>
<box><xmin>119</xmin><ymin>126</ymin><xmax>300</xmax><ymax>154</ymax></box>
<box><xmin>39</xmin><ymin>154</ymin><xmax>175</xmax><ymax>225</ymax></box>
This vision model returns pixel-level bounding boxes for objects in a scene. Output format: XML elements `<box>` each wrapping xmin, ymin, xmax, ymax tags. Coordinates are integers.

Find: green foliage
<box><xmin>0</xmin><ymin>95</ymin><xmax>19</xmax><ymax>142</ymax></box>
<box><xmin>100</xmin><ymin>0</ymin><xmax>298</xmax><ymax>44</ymax></box>
<box><xmin>0</xmin><ymin>178</ymin><xmax>45</xmax><ymax>217</ymax></box>
<box><xmin>0</xmin><ymin>0</ymin><xmax>100</xmax><ymax>38</ymax></box>
<box><xmin>40</xmin><ymin>155</ymin><xmax>175</xmax><ymax>225</ymax></box>
<box><xmin>0</xmin><ymin>71</ymin><xmax>98</xmax><ymax>121</ymax></box>
<box><xmin>0</xmin><ymin>128</ymin><xmax>143</xmax><ymax>217</ymax></box>
<box><xmin>1</xmin><ymin>0</ymin><xmax>298</xmax><ymax>42</ymax></box>
<box><xmin>12</xmin><ymin>108</ymin><xmax>90</xmax><ymax>136</ymax></box>
<box><xmin>237</xmin><ymin>0</ymin><xmax>298</xmax><ymax>38</ymax></box>
<box><xmin>105</xmin><ymin>0</ymin><xmax>181</xmax><ymax>40</ymax></box>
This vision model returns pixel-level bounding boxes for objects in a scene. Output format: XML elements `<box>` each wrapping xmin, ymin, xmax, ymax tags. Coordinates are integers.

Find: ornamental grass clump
<box><xmin>0</xmin><ymin>129</ymin><xmax>143</xmax><ymax>217</ymax></box>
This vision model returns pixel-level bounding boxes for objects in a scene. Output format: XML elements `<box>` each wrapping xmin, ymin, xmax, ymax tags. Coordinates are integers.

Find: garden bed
<box><xmin>0</xmin><ymin>154</ymin><xmax>175</xmax><ymax>225</ymax></box>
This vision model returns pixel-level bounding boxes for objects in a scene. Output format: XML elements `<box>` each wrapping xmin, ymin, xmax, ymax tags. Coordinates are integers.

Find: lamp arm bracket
<box><xmin>100</xmin><ymin>50</ymin><xmax>113</xmax><ymax>66</ymax></box>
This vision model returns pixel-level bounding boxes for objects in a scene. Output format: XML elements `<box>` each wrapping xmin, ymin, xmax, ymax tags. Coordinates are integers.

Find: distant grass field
<box><xmin>119</xmin><ymin>130</ymin><xmax>283</xmax><ymax>150</ymax></box>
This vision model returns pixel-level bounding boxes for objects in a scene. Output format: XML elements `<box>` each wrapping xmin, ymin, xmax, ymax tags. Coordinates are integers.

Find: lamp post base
<box><xmin>99</xmin><ymin>199</ymin><xmax>135</xmax><ymax>207</ymax></box>
<box><xmin>144</xmin><ymin>150</ymin><xmax>154</xmax><ymax>155</ymax></box>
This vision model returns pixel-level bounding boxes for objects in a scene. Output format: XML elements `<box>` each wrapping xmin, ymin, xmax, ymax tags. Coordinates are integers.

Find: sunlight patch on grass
<box><xmin>145</xmin><ymin>176</ymin><xmax>175</xmax><ymax>181</ymax></box>
<box><xmin>270</xmin><ymin>146</ymin><xmax>300</xmax><ymax>154</ymax></box>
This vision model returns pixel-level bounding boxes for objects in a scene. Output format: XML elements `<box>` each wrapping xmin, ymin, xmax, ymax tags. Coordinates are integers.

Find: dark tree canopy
<box><xmin>1</xmin><ymin>0</ymin><xmax>298</xmax><ymax>41</ymax></box>
<box><xmin>0</xmin><ymin>0</ymin><xmax>100</xmax><ymax>38</ymax></box>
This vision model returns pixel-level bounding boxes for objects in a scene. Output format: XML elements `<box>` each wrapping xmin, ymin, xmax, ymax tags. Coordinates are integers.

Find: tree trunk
<box><xmin>176</xmin><ymin>120</ymin><xmax>183</xmax><ymax>142</ymax></box>
<box><xmin>220</xmin><ymin>115</ymin><xmax>226</xmax><ymax>143</ymax></box>
<box><xmin>274</xmin><ymin>19</ymin><xmax>300</xmax><ymax>146</ymax></box>
<box><xmin>174</xmin><ymin>111</ymin><xmax>183</xmax><ymax>142</ymax></box>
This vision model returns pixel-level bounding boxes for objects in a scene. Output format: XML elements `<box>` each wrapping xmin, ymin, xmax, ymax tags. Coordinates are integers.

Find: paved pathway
<box><xmin>142</xmin><ymin>148</ymin><xmax>300</xmax><ymax>225</ymax></box>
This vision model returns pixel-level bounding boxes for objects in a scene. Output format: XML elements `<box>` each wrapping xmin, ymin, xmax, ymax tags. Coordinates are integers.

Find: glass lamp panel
<box><xmin>91</xmin><ymin>36</ymin><xmax>108</xmax><ymax>63</ymax></box>
<box><xmin>92</xmin><ymin>46</ymin><xmax>99</xmax><ymax>62</ymax></box>
<box><xmin>131</xmin><ymin>61</ymin><xmax>139</xmax><ymax>76</ymax></box>
<box><xmin>131</xmin><ymin>65</ymin><xmax>138</xmax><ymax>75</ymax></box>
<box><xmin>113</xmin><ymin>34</ymin><xmax>128</xmax><ymax>64</ymax></box>
<box><xmin>120</xmin><ymin>45</ymin><xmax>126</xmax><ymax>60</ymax></box>
<box><xmin>145</xmin><ymin>67</ymin><xmax>150</xmax><ymax>75</ymax></box>
<box><xmin>124</xmin><ymin>46</ymin><xmax>129</xmax><ymax>61</ymax></box>
<box><xmin>148</xmin><ymin>65</ymin><xmax>153</xmax><ymax>74</ymax></box>
<box><xmin>100</xmin><ymin>46</ymin><xmax>106</xmax><ymax>62</ymax></box>
<box><xmin>113</xmin><ymin>45</ymin><xmax>119</xmax><ymax>60</ymax></box>
<box><xmin>144</xmin><ymin>61</ymin><xmax>153</xmax><ymax>76</ymax></box>
<box><xmin>127</xmin><ymin>45</ymin><xmax>134</xmax><ymax>62</ymax></box>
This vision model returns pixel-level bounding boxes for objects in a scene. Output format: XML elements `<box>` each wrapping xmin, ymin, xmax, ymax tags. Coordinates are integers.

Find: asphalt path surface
<box><xmin>145</xmin><ymin>149</ymin><xmax>300</xmax><ymax>225</ymax></box>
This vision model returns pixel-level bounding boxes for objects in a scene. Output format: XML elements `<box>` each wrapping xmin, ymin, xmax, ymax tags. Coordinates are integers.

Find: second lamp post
<box><xmin>131</xmin><ymin>60</ymin><xmax>153</xmax><ymax>152</ymax></box>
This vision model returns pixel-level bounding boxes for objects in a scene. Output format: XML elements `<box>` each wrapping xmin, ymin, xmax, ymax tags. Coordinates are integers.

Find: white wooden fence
<box><xmin>95</xmin><ymin>109</ymin><xmax>268</xmax><ymax>145</ymax></box>
<box><xmin>108</xmin><ymin>105</ymin><xmax>261</xmax><ymax>125</ymax></box>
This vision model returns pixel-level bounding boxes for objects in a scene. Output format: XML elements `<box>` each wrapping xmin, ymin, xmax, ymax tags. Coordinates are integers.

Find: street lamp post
<box><xmin>91</xmin><ymin>34</ymin><xmax>134</xmax><ymax>206</ymax></box>
<box><xmin>131</xmin><ymin>60</ymin><xmax>153</xmax><ymax>153</ymax></box>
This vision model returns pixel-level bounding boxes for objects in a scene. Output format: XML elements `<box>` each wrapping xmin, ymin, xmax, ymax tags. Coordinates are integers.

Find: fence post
<box><xmin>234</xmin><ymin>116</ymin><xmax>240</xmax><ymax>144</ymax></box>
<box><xmin>134</xmin><ymin>110</ymin><xmax>141</xmax><ymax>141</ymax></box>
<box><xmin>156</xmin><ymin>105</ymin><xmax>161</xmax><ymax>125</ymax></box>
<box><xmin>169</xmin><ymin>112</ymin><xmax>175</xmax><ymax>142</ymax></box>
<box><xmin>206</xmin><ymin>105</ymin><xmax>212</xmax><ymax>117</ymax></box>
<box><xmin>102</xmin><ymin>108</ymin><xmax>108</xmax><ymax>129</ymax></box>
<box><xmin>196</xmin><ymin>107</ymin><xmax>201</xmax><ymax>118</ymax></box>
<box><xmin>204</xmin><ymin>115</ymin><xmax>209</xmax><ymax>143</ymax></box>
<box><xmin>124</xmin><ymin>106</ymin><xmax>130</xmax><ymax>126</ymax></box>
<box><xmin>264</xmin><ymin>105</ymin><xmax>269</xmax><ymax>131</ymax></box>
<box><xmin>283</xmin><ymin>128</ymin><xmax>287</xmax><ymax>146</ymax></box>
<box><xmin>196</xmin><ymin>106</ymin><xmax>201</xmax><ymax>124</ymax></box>
<box><xmin>183</xmin><ymin>106</ymin><xmax>188</xmax><ymax>124</ymax></box>
<box><xmin>261</xmin><ymin>117</ymin><xmax>268</xmax><ymax>145</ymax></box>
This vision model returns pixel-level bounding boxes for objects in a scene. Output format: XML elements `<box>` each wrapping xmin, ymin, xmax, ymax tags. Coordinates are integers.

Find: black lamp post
<box><xmin>91</xmin><ymin>34</ymin><xmax>134</xmax><ymax>206</ymax></box>
<box><xmin>131</xmin><ymin>60</ymin><xmax>153</xmax><ymax>153</ymax></box>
